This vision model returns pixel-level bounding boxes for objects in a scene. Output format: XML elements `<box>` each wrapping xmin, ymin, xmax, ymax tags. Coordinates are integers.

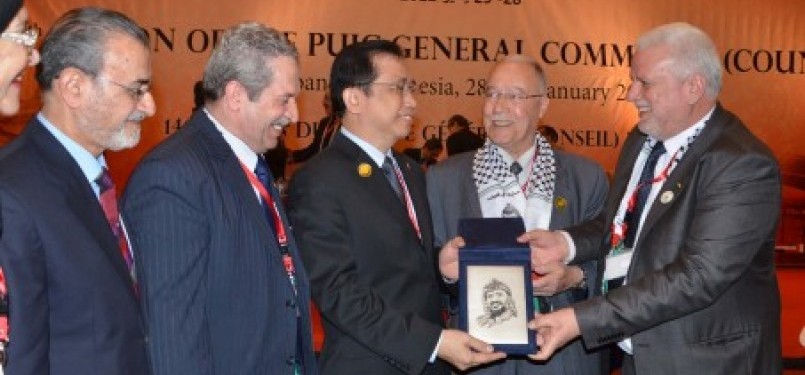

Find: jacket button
<box><xmin>286</xmin><ymin>299</ymin><xmax>296</xmax><ymax>309</ymax></box>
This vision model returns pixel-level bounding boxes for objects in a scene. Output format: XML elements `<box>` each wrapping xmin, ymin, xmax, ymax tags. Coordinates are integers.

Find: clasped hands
<box><xmin>438</xmin><ymin>230</ymin><xmax>583</xmax><ymax>362</ymax></box>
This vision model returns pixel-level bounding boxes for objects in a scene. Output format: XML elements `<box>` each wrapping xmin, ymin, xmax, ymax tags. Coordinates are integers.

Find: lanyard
<box><xmin>239</xmin><ymin>162</ymin><xmax>299</xmax><ymax>302</ymax></box>
<box><xmin>389</xmin><ymin>161</ymin><xmax>421</xmax><ymax>240</ymax></box>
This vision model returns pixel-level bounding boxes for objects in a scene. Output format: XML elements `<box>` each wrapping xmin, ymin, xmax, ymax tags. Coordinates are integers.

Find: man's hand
<box><xmin>437</xmin><ymin>329</ymin><xmax>506</xmax><ymax>371</ymax></box>
<box><xmin>528</xmin><ymin>308</ymin><xmax>581</xmax><ymax>361</ymax></box>
<box><xmin>439</xmin><ymin>236</ymin><xmax>464</xmax><ymax>281</ymax></box>
<box><xmin>532</xmin><ymin>263</ymin><xmax>583</xmax><ymax>296</ymax></box>
<box><xmin>517</xmin><ymin>230</ymin><xmax>570</xmax><ymax>266</ymax></box>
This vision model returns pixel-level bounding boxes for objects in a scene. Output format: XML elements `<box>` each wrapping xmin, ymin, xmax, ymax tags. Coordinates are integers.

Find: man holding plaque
<box><xmin>289</xmin><ymin>40</ymin><xmax>505</xmax><ymax>374</ymax></box>
<box><xmin>527</xmin><ymin>23</ymin><xmax>782</xmax><ymax>374</ymax></box>
<box><xmin>428</xmin><ymin>55</ymin><xmax>609</xmax><ymax>374</ymax></box>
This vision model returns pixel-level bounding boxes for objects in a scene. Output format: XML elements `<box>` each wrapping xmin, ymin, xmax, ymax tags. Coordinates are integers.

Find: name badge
<box><xmin>604</xmin><ymin>249</ymin><xmax>633</xmax><ymax>281</ymax></box>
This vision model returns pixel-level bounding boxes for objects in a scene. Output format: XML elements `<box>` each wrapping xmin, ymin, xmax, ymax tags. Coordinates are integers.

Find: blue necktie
<box><xmin>254</xmin><ymin>157</ymin><xmax>277</xmax><ymax>234</ymax></box>
<box><xmin>623</xmin><ymin>141</ymin><xmax>666</xmax><ymax>249</ymax></box>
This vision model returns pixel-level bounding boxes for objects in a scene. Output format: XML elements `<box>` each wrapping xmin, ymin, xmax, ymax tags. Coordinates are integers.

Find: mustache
<box><xmin>127</xmin><ymin>111</ymin><xmax>148</xmax><ymax>122</ymax></box>
<box><xmin>271</xmin><ymin>117</ymin><xmax>292</xmax><ymax>130</ymax></box>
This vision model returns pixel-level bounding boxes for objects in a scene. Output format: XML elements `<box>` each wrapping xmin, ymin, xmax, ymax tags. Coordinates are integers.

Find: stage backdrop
<box><xmin>7</xmin><ymin>0</ymin><xmax>803</xmax><ymax>358</ymax></box>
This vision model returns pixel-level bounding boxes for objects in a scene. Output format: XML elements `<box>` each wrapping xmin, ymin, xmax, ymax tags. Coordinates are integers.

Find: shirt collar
<box><xmin>37</xmin><ymin>112</ymin><xmax>105</xmax><ymax>196</ymax></box>
<box><xmin>204</xmin><ymin>109</ymin><xmax>259</xmax><ymax>170</ymax></box>
<box><xmin>648</xmin><ymin>106</ymin><xmax>715</xmax><ymax>154</ymax></box>
<box><xmin>340</xmin><ymin>127</ymin><xmax>390</xmax><ymax>168</ymax></box>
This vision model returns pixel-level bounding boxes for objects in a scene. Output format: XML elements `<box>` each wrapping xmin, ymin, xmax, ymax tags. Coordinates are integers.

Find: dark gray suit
<box><xmin>122</xmin><ymin>111</ymin><xmax>317</xmax><ymax>375</ymax></box>
<box><xmin>426</xmin><ymin>149</ymin><xmax>609</xmax><ymax>374</ymax></box>
<box><xmin>569</xmin><ymin>104</ymin><xmax>782</xmax><ymax>374</ymax></box>
<box><xmin>0</xmin><ymin>119</ymin><xmax>147</xmax><ymax>375</ymax></box>
<box><xmin>289</xmin><ymin>133</ymin><xmax>449</xmax><ymax>375</ymax></box>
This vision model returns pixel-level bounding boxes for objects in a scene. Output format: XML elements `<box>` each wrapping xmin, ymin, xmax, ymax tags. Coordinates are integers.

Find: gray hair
<box><xmin>36</xmin><ymin>7</ymin><xmax>149</xmax><ymax>90</ymax></box>
<box><xmin>203</xmin><ymin>22</ymin><xmax>298</xmax><ymax>102</ymax></box>
<box><xmin>636</xmin><ymin>22</ymin><xmax>722</xmax><ymax>99</ymax></box>
<box><xmin>499</xmin><ymin>54</ymin><xmax>548</xmax><ymax>93</ymax></box>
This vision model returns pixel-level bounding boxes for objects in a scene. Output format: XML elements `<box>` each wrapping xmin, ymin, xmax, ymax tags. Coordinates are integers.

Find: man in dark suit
<box><xmin>289</xmin><ymin>40</ymin><xmax>504</xmax><ymax>375</ymax></box>
<box><xmin>528</xmin><ymin>23</ymin><xmax>782</xmax><ymax>374</ymax></box>
<box><xmin>428</xmin><ymin>55</ymin><xmax>609</xmax><ymax>374</ymax></box>
<box><xmin>446</xmin><ymin>114</ymin><xmax>484</xmax><ymax>156</ymax></box>
<box><xmin>122</xmin><ymin>23</ymin><xmax>317</xmax><ymax>375</ymax></box>
<box><xmin>0</xmin><ymin>7</ymin><xmax>152</xmax><ymax>374</ymax></box>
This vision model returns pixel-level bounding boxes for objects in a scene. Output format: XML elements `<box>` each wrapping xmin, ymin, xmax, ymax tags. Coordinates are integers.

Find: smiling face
<box><xmin>238</xmin><ymin>55</ymin><xmax>299</xmax><ymax>153</ymax></box>
<box><xmin>0</xmin><ymin>6</ymin><xmax>41</xmax><ymax>116</ymax></box>
<box><xmin>482</xmin><ymin>60</ymin><xmax>549</xmax><ymax>158</ymax></box>
<box><xmin>627</xmin><ymin>45</ymin><xmax>699</xmax><ymax>140</ymax></box>
<box><xmin>347</xmin><ymin>53</ymin><xmax>417</xmax><ymax>151</ymax></box>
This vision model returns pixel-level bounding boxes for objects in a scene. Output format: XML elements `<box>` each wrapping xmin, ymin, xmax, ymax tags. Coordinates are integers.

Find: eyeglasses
<box><xmin>368</xmin><ymin>80</ymin><xmax>416</xmax><ymax>95</ymax></box>
<box><xmin>483</xmin><ymin>89</ymin><xmax>544</xmax><ymax>102</ymax></box>
<box><xmin>97</xmin><ymin>76</ymin><xmax>151</xmax><ymax>100</ymax></box>
<box><xmin>1</xmin><ymin>23</ymin><xmax>39</xmax><ymax>50</ymax></box>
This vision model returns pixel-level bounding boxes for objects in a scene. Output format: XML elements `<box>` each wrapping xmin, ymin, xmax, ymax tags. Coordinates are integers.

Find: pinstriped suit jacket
<box><xmin>122</xmin><ymin>111</ymin><xmax>317</xmax><ymax>375</ymax></box>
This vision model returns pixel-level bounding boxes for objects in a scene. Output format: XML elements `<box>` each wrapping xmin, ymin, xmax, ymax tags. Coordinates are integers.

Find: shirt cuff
<box><xmin>559</xmin><ymin>230</ymin><xmax>576</xmax><ymax>263</ymax></box>
<box><xmin>430</xmin><ymin>330</ymin><xmax>444</xmax><ymax>363</ymax></box>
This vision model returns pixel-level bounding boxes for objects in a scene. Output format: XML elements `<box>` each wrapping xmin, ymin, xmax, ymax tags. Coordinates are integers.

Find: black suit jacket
<box><xmin>568</xmin><ymin>104</ymin><xmax>782</xmax><ymax>374</ymax></box>
<box><xmin>289</xmin><ymin>133</ymin><xmax>449</xmax><ymax>375</ymax></box>
<box><xmin>122</xmin><ymin>111</ymin><xmax>317</xmax><ymax>375</ymax></box>
<box><xmin>0</xmin><ymin>118</ymin><xmax>147</xmax><ymax>374</ymax></box>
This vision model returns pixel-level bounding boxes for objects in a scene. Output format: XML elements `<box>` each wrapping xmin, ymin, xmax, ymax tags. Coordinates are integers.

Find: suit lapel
<box><xmin>27</xmin><ymin>119</ymin><xmax>136</xmax><ymax>294</ymax></box>
<box><xmin>638</xmin><ymin>105</ymin><xmax>729</xmax><ymax>244</ymax></box>
<box><xmin>395</xmin><ymin>151</ymin><xmax>431</xmax><ymax>247</ymax></box>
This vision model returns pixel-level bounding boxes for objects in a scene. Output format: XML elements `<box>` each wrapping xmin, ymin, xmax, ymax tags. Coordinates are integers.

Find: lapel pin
<box><xmin>357</xmin><ymin>162</ymin><xmax>372</xmax><ymax>177</ymax></box>
<box><xmin>660</xmin><ymin>190</ymin><xmax>674</xmax><ymax>204</ymax></box>
<box><xmin>554</xmin><ymin>196</ymin><xmax>567</xmax><ymax>211</ymax></box>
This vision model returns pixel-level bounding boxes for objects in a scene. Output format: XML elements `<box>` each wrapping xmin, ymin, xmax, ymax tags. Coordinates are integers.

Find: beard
<box><xmin>104</xmin><ymin>122</ymin><xmax>142</xmax><ymax>151</ymax></box>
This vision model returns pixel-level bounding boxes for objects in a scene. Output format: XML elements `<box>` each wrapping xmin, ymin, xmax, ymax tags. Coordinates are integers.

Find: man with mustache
<box><xmin>527</xmin><ymin>23</ymin><xmax>782</xmax><ymax>374</ymax></box>
<box><xmin>428</xmin><ymin>55</ymin><xmax>608</xmax><ymax>374</ymax></box>
<box><xmin>477</xmin><ymin>279</ymin><xmax>517</xmax><ymax>329</ymax></box>
<box><xmin>0</xmin><ymin>7</ymin><xmax>153</xmax><ymax>374</ymax></box>
<box><xmin>122</xmin><ymin>23</ymin><xmax>317</xmax><ymax>374</ymax></box>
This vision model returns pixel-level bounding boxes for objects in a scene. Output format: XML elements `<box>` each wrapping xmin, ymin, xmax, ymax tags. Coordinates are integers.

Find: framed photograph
<box><xmin>458</xmin><ymin>247</ymin><xmax>536</xmax><ymax>355</ymax></box>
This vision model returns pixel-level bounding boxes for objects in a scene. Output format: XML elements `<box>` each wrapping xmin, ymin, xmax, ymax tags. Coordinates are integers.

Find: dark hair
<box><xmin>36</xmin><ymin>7</ymin><xmax>149</xmax><ymax>90</ymax></box>
<box><xmin>329</xmin><ymin>39</ymin><xmax>403</xmax><ymax>117</ymax></box>
<box><xmin>424</xmin><ymin>137</ymin><xmax>443</xmax><ymax>151</ymax></box>
<box><xmin>448</xmin><ymin>114</ymin><xmax>470</xmax><ymax>129</ymax></box>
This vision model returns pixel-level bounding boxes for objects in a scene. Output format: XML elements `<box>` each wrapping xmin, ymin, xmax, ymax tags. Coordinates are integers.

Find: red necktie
<box><xmin>96</xmin><ymin>168</ymin><xmax>137</xmax><ymax>288</ymax></box>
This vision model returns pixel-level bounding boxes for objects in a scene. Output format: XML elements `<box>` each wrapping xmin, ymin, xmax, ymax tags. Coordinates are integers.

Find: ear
<box><xmin>685</xmin><ymin>73</ymin><xmax>706</xmax><ymax>104</ymax></box>
<box><xmin>54</xmin><ymin>67</ymin><xmax>89</xmax><ymax>109</ymax></box>
<box><xmin>222</xmin><ymin>80</ymin><xmax>246</xmax><ymax>111</ymax></box>
<box><xmin>537</xmin><ymin>96</ymin><xmax>550</xmax><ymax>119</ymax></box>
<box><xmin>342</xmin><ymin>87</ymin><xmax>363</xmax><ymax>115</ymax></box>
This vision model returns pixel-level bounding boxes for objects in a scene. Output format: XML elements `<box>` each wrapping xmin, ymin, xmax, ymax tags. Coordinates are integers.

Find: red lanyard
<box><xmin>625</xmin><ymin>149</ymin><xmax>679</xmax><ymax>214</ymax></box>
<box><xmin>239</xmin><ymin>162</ymin><xmax>299</xmax><ymax>304</ymax></box>
<box><xmin>390</xmin><ymin>161</ymin><xmax>421</xmax><ymax>239</ymax></box>
<box><xmin>239</xmin><ymin>162</ymin><xmax>288</xmax><ymax>247</ymax></box>
<box><xmin>517</xmin><ymin>149</ymin><xmax>539</xmax><ymax>195</ymax></box>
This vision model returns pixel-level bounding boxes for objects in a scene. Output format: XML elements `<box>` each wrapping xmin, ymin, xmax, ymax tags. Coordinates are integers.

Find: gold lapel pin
<box><xmin>554</xmin><ymin>196</ymin><xmax>567</xmax><ymax>211</ymax></box>
<box><xmin>357</xmin><ymin>162</ymin><xmax>372</xmax><ymax>177</ymax></box>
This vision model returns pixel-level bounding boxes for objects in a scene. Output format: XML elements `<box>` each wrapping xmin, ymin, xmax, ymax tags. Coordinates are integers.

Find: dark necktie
<box><xmin>382</xmin><ymin>156</ymin><xmax>403</xmax><ymax>201</ymax></box>
<box><xmin>254</xmin><ymin>157</ymin><xmax>278</xmax><ymax>234</ymax></box>
<box><xmin>623</xmin><ymin>141</ymin><xmax>667</xmax><ymax>248</ymax></box>
<box><xmin>95</xmin><ymin>168</ymin><xmax>137</xmax><ymax>286</ymax></box>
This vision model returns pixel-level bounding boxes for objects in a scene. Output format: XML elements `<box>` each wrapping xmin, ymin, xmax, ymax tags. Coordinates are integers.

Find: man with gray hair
<box><xmin>528</xmin><ymin>22</ymin><xmax>782</xmax><ymax>374</ymax></box>
<box><xmin>123</xmin><ymin>22</ymin><xmax>317</xmax><ymax>374</ymax></box>
<box><xmin>0</xmin><ymin>7</ymin><xmax>153</xmax><ymax>374</ymax></box>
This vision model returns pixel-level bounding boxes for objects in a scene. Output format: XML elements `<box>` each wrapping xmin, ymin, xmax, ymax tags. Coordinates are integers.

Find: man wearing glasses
<box><xmin>289</xmin><ymin>40</ymin><xmax>505</xmax><ymax>374</ymax></box>
<box><xmin>428</xmin><ymin>55</ymin><xmax>609</xmax><ymax>374</ymax></box>
<box><xmin>0</xmin><ymin>7</ymin><xmax>153</xmax><ymax>375</ymax></box>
